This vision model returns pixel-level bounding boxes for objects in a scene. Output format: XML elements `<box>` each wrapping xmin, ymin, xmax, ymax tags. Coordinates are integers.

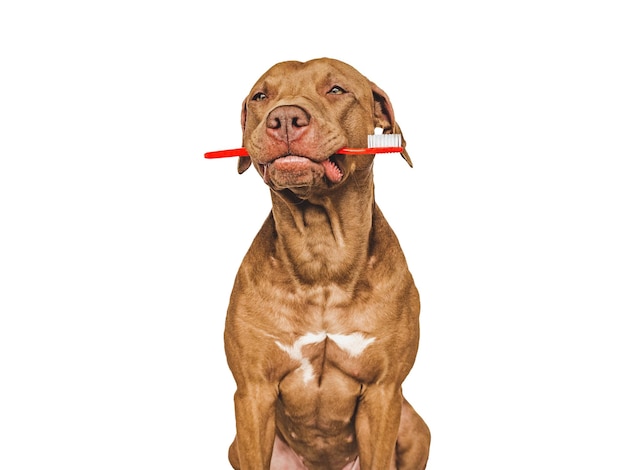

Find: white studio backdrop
<box><xmin>1</xmin><ymin>1</ymin><xmax>625</xmax><ymax>469</ymax></box>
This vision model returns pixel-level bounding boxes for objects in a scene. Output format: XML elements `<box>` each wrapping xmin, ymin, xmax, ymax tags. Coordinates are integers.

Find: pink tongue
<box><xmin>322</xmin><ymin>159</ymin><xmax>343</xmax><ymax>183</ymax></box>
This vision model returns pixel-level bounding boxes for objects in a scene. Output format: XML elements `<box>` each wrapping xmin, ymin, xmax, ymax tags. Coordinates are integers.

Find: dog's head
<box><xmin>238</xmin><ymin>58</ymin><xmax>411</xmax><ymax>194</ymax></box>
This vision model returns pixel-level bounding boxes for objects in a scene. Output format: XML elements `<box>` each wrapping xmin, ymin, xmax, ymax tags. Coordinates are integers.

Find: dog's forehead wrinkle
<box><xmin>257</xmin><ymin>60</ymin><xmax>368</xmax><ymax>99</ymax></box>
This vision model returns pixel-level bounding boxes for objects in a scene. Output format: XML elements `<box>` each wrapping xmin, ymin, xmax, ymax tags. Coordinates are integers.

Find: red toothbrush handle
<box><xmin>204</xmin><ymin>148</ymin><xmax>249</xmax><ymax>159</ymax></box>
<box><xmin>336</xmin><ymin>147</ymin><xmax>403</xmax><ymax>155</ymax></box>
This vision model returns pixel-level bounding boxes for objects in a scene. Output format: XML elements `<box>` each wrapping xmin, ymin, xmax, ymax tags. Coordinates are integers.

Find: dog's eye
<box><xmin>328</xmin><ymin>85</ymin><xmax>346</xmax><ymax>95</ymax></box>
<box><xmin>252</xmin><ymin>92</ymin><xmax>267</xmax><ymax>101</ymax></box>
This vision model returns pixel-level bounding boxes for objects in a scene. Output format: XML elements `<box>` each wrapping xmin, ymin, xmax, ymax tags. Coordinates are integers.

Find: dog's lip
<box><xmin>260</xmin><ymin>154</ymin><xmax>344</xmax><ymax>184</ymax></box>
<box><xmin>322</xmin><ymin>155</ymin><xmax>344</xmax><ymax>183</ymax></box>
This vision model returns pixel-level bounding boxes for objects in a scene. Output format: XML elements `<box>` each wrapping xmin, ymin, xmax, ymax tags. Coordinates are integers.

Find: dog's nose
<box><xmin>265</xmin><ymin>105</ymin><xmax>310</xmax><ymax>144</ymax></box>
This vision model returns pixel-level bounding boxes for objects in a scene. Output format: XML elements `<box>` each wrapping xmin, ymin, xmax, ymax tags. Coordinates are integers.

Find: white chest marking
<box><xmin>275</xmin><ymin>332</ymin><xmax>325</xmax><ymax>384</ymax></box>
<box><xmin>275</xmin><ymin>331</ymin><xmax>376</xmax><ymax>384</ymax></box>
<box><xmin>327</xmin><ymin>332</ymin><xmax>376</xmax><ymax>357</ymax></box>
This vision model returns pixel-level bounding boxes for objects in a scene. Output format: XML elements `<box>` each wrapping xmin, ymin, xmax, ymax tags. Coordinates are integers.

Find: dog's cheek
<box><xmin>248</xmin><ymin>117</ymin><xmax>270</xmax><ymax>149</ymax></box>
<box><xmin>347</xmin><ymin>112</ymin><xmax>375</xmax><ymax>147</ymax></box>
<box><xmin>353</xmin><ymin>155</ymin><xmax>375</xmax><ymax>172</ymax></box>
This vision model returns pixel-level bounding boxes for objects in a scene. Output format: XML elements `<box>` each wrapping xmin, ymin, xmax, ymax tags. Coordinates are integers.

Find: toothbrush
<box><xmin>204</xmin><ymin>134</ymin><xmax>403</xmax><ymax>159</ymax></box>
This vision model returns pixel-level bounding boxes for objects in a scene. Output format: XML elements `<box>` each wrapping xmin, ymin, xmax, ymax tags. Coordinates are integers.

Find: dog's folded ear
<box><xmin>238</xmin><ymin>98</ymin><xmax>252</xmax><ymax>174</ymax></box>
<box><xmin>238</xmin><ymin>156</ymin><xmax>251</xmax><ymax>174</ymax></box>
<box><xmin>393</xmin><ymin>122</ymin><xmax>413</xmax><ymax>168</ymax></box>
<box><xmin>370</xmin><ymin>82</ymin><xmax>413</xmax><ymax>168</ymax></box>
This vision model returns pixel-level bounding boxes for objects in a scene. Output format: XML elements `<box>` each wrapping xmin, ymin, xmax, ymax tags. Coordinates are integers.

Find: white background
<box><xmin>1</xmin><ymin>1</ymin><xmax>625</xmax><ymax>468</ymax></box>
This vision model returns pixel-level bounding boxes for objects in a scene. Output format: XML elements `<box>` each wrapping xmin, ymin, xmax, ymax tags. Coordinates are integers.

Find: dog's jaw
<box><xmin>257</xmin><ymin>154</ymin><xmax>346</xmax><ymax>190</ymax></box>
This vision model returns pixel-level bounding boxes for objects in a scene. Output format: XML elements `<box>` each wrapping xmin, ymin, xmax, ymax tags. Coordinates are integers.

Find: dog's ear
<box><xmin>238</xmin><ymin>98</ymin><xmax>252</xmax><ymax>174</ymax></box>
<box><xmin>393</xmin><ymin>123</ymin><xmax>413</xmax><ymax>168</ymax></box>
<box><xmin>371</xmin><ymin>82</ymin><xmax>413</xmax><ymax>167</ymax></box>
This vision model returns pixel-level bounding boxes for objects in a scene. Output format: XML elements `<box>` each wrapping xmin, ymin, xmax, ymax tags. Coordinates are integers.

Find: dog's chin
<box><xmin>260</xmin><ymin>155</ymin><xmax>344</xmax><ymax>190</ymax></box>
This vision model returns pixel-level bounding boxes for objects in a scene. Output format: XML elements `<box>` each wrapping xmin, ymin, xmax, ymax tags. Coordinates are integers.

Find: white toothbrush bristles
<box><xmin>367</xmin><ymin>134</ymin><xmax>402</xmax><ymax>149</ymax></box>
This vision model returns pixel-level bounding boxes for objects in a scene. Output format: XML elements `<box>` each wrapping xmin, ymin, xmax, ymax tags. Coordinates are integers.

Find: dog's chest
<box><xmin>250</xmin><ymin>279</ymin><xmax>396</xmax><ymax>395</ymax></box>
<box><xmin>274</xmin><ymin>330</ymin><xmax>377</xmax><ymax>385</ymax></box>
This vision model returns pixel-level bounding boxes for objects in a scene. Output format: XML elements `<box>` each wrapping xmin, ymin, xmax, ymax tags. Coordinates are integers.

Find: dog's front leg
<box><xmin>355</xmin><ymin>385</ymin><xmax>403</xmax><ymax>470</ymax></box>
<box><xmin>230</xmin><ymin>382</ymin><xmax>277</xmax><ymax>470</ymax></box>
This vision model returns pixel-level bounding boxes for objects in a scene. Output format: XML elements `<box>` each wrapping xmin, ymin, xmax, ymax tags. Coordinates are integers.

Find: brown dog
<box><xmin>224</xmin><ymin>58</ymin><xmax>430</xmax><ymax>469</ymax></box>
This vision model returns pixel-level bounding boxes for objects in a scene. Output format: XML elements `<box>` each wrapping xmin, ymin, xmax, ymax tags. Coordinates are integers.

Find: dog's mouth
<box><xmin>260</xmin><ymin>154</ymin><xmax>344</xmax><ymax>187</ymax></box>
<box><xmin>321</xmin><ymin>156</ymin><xmax>344</xmax><ymax>183</ymax></box>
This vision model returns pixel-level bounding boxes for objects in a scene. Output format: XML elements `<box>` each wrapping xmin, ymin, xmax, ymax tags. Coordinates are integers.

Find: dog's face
<box><xmin>238</xmin><ymin>58</ymin><xmax>410</xmax><ymax>194</ymax></box>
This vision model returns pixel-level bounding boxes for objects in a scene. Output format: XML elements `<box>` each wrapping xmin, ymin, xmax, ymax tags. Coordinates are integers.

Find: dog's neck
<box><xmin>269</xmin><ymin>172</ymin><xmax>375</xmax><ymax>286</ymax></box>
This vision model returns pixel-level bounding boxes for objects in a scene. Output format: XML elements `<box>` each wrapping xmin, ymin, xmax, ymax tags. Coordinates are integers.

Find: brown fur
<box><xmin>224</xmin><ymin>58</ymin><xmax>430</xmax><ymax>469</ymax></box>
